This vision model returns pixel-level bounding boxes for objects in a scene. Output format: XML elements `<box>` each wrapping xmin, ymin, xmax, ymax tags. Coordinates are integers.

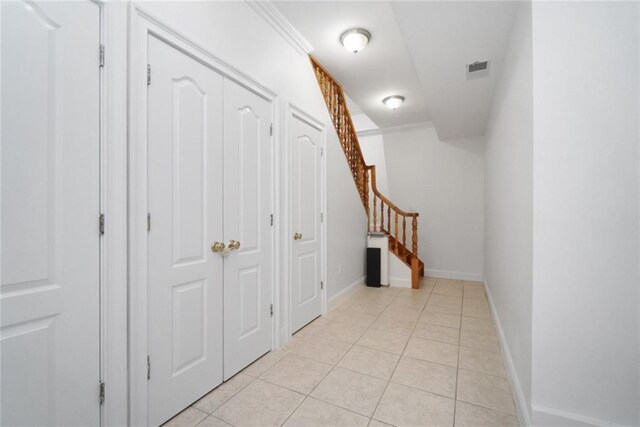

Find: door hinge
<box><xmin>270</xmin><ymin>123</ymin><xmax>273</xmax><ymax>136</ymax></box>
<box><xmin>99</xmin><ymin>44</ymin><xmax>105</xmax><ymax>68</ymax></box>
<box><xmin>99</xmin><ymin>382</ymin><xmax>105</xmax><ymax>405</ymax></box>
<box><xmin>320</xmin><ymin>147</ymin><xmax>324</xmax><ymax>156</ymax></box>
<box><xmin>320</xmin><ymin>281</ymin><xmax>324</xmax><ymax>290</ymax></box>
<box><xmin>99</xmin><ymin>213</ymin><xmax>105</xmax><ymax>236</ymax></box>
<box><xmin>147</xmin><ymin>355</ymin><xmax>151</xmax><ymax>380</ymax></box>
<box><xmin>147</xmin><ymin>213</ymin><xmax>151</xmax><ymax>232</ymax></box>
<box><xmin>270</xmin><ymin>214</ymin><xmax>274</xmax><ymax>227</ymax></box>
<box><xmin>270</xmin><ymin>304</ymin><xmax>273</xmax><ymax>317</ymax></box>
<box><xmin>147</xmin><ymin>64</ymin><xmax>151</xmax><ymax>86</ymax></box>
<box><xmin>320</xmin><ymin>212</ymin><xmax>323</xmax><ymax>223</ymax></box>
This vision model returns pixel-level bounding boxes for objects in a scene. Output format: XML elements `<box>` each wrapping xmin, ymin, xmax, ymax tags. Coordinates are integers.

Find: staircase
<box><xmin>310</xmin><ymin>56</ymin><xmax>425</xmax><ymax>289</ymax></box>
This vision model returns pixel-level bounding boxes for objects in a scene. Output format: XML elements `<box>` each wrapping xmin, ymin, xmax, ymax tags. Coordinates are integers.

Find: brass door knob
<box><xmin>228</xmin><ymin>240</ymin><xmax>241</xmax><ymax>250</ymax></box>
<box><xmin>293</xmin><ymin>233</ymin><xmax>303</xmax><ymax>240</ymax></box>
<box><xmin>211</xmin><ymin>242</ymin><xmax>225</xmax><ymax>253</ymax></box>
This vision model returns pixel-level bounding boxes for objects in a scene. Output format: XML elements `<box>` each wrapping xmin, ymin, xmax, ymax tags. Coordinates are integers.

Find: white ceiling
<box><xmin>273</xmin><ymin>1</ymin><xmax>520</xmax><ymax>141</ymax></box>
<box><xmin>273</xmin><ymin>1</ymin><xmax>431</xmax><ymax>129</ymax></box>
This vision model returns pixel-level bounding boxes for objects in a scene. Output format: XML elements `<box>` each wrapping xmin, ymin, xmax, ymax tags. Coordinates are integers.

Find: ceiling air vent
<box><xmin>466</xmin><ymin>60</ymin><xmax>490</xmax><ymax>80</ymax></box>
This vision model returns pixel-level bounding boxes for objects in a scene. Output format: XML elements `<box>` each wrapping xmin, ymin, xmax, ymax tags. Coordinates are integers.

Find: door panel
<box><xmin>223</xmin><ymin>80</ymin><xmax>273</xmax><ymax>379</ymax></box>
<box><xmin>291</xmin><ymin>113</ymin><xmax>324</xmax><ymax>333</ymax></box>
<box><xmin>0</xmin><ymin>1</ymin><xmax>101</xmax><ymax>425</ymax></box>
<box><xmin>147</xmin><ymin>35</ymin><xmax>224</xmax><ymax>426</ymax></box>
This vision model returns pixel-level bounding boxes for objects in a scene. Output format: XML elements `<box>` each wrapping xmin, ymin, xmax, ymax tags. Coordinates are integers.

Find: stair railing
<box><xmin>310</xmin><ymin>56</ymin><xmax>422</xmax><ymax>278</ymax></box>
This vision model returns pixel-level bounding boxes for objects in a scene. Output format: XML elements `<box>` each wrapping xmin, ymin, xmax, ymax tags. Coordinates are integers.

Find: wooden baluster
<box><xmin>373</xmin><ymin>196</ymin><xmax>378</xmax><ymax>232</ymax></box>
<box><xmin>394</xmin><ymin>212</ymin><xmax>399</xmax><ymax>250</ymax></box>
<box><xmin>412</xmin><ymin>216</ymin><xmax>418</xmax><ymax>256</ymax></box>
<box><xmin>380</xmin><ymin>201</ymin><xmax>385</xmax><ymax>233</ymax></box>
<box><xmin>402</xmin><ymin>216</ymin><xmax>407</xmax><ymax>249</ymax></box>
<box><xmin>387</xmin><ymin>206</ymin><xmax>391</xmax><ymax>237</ymax></box>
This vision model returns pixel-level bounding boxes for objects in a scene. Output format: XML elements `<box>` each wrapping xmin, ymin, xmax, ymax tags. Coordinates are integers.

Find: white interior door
<box><xmin>147</xmin><ymin>35</ymin><xmax>224</xmax><ymax>426</ymax></box>
<box><xmin>0</xmin><ymin>1</ymin><xmax>101</xmax><ymax>425</ymax></box>
<box><xmin>223</xmin><ymin>80</ymin><xmax>273</xmax><ymax>380</ymax></box>
<box><xmin>290</xmin><ymin>112</ymin><xmax>324</xmax><ymax>333</ymax></box>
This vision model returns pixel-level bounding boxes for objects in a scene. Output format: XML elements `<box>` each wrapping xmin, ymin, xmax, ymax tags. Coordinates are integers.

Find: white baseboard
<box><xmin>484</xmin><ymin>280</ymin><xmax>532</xmax><ymax>427</ymax></box>
<box><xmin>389</xmin><ymin>277</ymin><xmax>411</xmax><ymax>288</ymax></box>
<box><xmin>327</xmin><ymin>276</ymin><xmax>364</xmax><ymax>312</ymax></box>
<box><xmin>531</xmin><ymin>406</ymin><xmax>618</xmax><ymax>427</ymax></box>
<box><xmin>425</xmin><ymin>269</ymin><xmax>483</xmax><ymax>281</ymax></box>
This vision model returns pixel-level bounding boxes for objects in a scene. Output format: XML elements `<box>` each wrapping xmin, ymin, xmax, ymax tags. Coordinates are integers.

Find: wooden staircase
<box><xmin>310</xmin><ymin>56</ymin><xmax>424</xmax><ymax>289</ymax></box>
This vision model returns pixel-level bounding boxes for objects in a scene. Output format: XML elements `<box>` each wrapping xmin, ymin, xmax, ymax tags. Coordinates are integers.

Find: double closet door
<box><xmin>146</xmin><ymin>35</ymin><xmax>273</xmax><ymax>426</ymax></box>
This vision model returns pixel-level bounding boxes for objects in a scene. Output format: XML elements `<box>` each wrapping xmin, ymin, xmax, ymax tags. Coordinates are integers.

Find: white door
<box><xmin>290</xmin><ymin>112</ymin><xmax>324</xmax><ymax>333</ymax></box>
<box><xmin>223</xmin><ymin>80</ymin><xmax>273</xmax><ymax>379</ymax></box>
<box><xmin>147</xmin><ymin>35</ymin><xmax>224</xmax><ymax>426</ymax></box>
<box><xmin>1</xmin><ymin>1</ymin><xmax>101</xmax><ymax>425</ymax></box>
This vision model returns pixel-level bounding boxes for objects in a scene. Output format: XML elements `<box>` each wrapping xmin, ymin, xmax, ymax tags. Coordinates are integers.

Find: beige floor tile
<box><xmin>373</xmin><ymin>382</ymin><xmax>455</xmax><ymax>427</ymax></box>
<box><xmin>412</xmin><ymin>323</ymin><xmax>460</xmax><ymax>345</ymax></box>
<box><xmin>387</xmin><ymin>298</ymin><xmax>427</xmax><ymax>312</ymax></box>
<box><xmin>213</xmin><ymin>380</ymin><xmax>304</xmax><ymax>426</ymax></box>
<box><xmin>241</xmin><ymin>349</ymin><xmax>288</xmax><ymax>377</ymax></box>
<box><xmin>463</xmin><ymin>288</ymin><xmax>486</xmax><ymax>299</ymax></box>
<box><xmin>420</xmin><ymin>312</ymin><xmax>461</xmax><ymax>329</ymax></box>
<box><xmin>371</xmin><ymin>315</ymin><xmax>417</xmax><ymax>335</ymax></box>
<box><xmin>391</xmin><ymin>356</ymin><xmax>457</xmax><ymax>398</ymax></box>
<box><xmin>404</xmin><ymin>337</ymin><xmax>459</xmax><ymax>367</ymax></box>
<box><xmin>436</xmin><ymin>278</ymin><xmax>463</xmax><ymax>287</ymax></box>
<box><xmin>195</xmin><ymin>416</ymin><xmax>232</xmax><ymax>427</ymax></box>
<box><xmin>368</xmin><ymin>419</ymin><xmax>394</xmax><ymax>427</ymax></box>
<box><xmin>433</xmin><ymin>286</ymin><xmax>463</xmax><ymax>297</ymax></box>
<box><xmin>338</xmin><ymin>345</ymin><xmax>400</xmax><ymax>380</ymax></box>
<box><xmin>426</xmin><ymin>302</ymin><xmax>463</xmax><ymax>316</ymax></box>
<box><xmin>462</xmin><ymin>304</ymin><xmax>492</xmax><ymax>319</ymax></box>
<box><xmin>261</xmin><ymin>353</ymin><xmax>332</xmax><ymax>394</ymax></box>
<box><xmin>350</xmin><ymin>301</ymin><xmax>388</xmax><ymax>316</ymax></box>
<box><xmin>454</xmin><ymin>401</ymin><xmax>518</xmax><ymax>427</ymax></box>
<box><xmin>461</xmin><ymin>317</ymin><xmax>496</xmax><ymax>335</ymax></box>
<box><xmin>457</xmin><ymin>369</ymin><xmax>516</xmax><ymax>415</ymax></box>
<box><xmin>292</xmin><ymin>337</ymin><xmax>351</xmax><ymax>365</ymax></box>
<box><xmin>357</xmin><ymin>328</ymin><xmax>410</xmax><ymax>355</ymax></box>
<box><xmin>429</xmin><ymin>294</ymin><xmax>463</xmax><ymax>306</ymax></box>
<box><xmin>311</xmin><ymin>367</ymin><xmax>387</xmax><ymax>416</ymax></box>
<box><xmin>459</xmin><ymin>347</ymin><xmax>507</xmax><ymax>377</ymax></box>
<box><xmin>193</xmin><ymin>373</ymin><xmax>254</xmax><ymax>413</ymax></box>
<box><xmin>460</xmin><ymin>330</ymin><xmax>501</xmax><ymax>353</ymax></box>
<box><xmin>316</xmin><ymin>321</ymin><xmax>367</xmax><ymax>344</ymax></box>
<box><xmin>163</xmin><ymin>407</ymin><xmax>208</xmax><ymax>427</ymax></box>
<box><xmin>333</xmin><ymin>310</ymin><xmax>378</xmax><ymax>328</ymax></box>
<box><xmin>283</xmin><ymin>397</ymin><xmax>369</xmax><ymax>427</ymax></box>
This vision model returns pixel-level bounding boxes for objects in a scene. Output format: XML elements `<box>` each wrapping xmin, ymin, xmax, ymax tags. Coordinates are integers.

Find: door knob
<box><xmin>228</xmin><ymin>240</ymin><xmax>241</xmax><ymax>250</ymax></box>
<box><xmin>211</xmin><ymin>242</ymin><xmax>225</xmax><ymax>253</ymax></box>
<box><xmin>293</xmin><ymin>233</ymin><xmax>303</xmax><ymax>240</ymax></box>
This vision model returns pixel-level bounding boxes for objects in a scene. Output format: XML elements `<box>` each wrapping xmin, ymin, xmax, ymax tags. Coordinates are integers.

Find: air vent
<box><xmin>466</xmin><ymin>60</ymin><xmax>490</xmax><ymax>79</ymax></box>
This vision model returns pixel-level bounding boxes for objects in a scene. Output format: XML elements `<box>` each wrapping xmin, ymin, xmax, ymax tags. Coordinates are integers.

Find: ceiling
<box><xmin>273</xmin><ymin>1</ymin><xmax>519</xmax><ymax>141</ymax></box>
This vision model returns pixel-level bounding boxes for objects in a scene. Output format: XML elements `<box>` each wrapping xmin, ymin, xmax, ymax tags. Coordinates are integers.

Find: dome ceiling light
<box><xmin>340</xmin><ymin>28</ymin><xmax>371</xmax><ymax>54</ymax></box>
<box><xmin>382</xmin><ymin>95</ymin><xmax>405</xmax><ymax>110</ymax></box>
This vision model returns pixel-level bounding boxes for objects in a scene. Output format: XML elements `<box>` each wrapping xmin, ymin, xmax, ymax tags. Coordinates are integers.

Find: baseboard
<box><xmin>425</xmin><ymin>269</ymin><xmax>483</xmax><ymax>281</ymax></box>
<box><xmin>389</xmin><ymin>277</ymin><xmax>411</xmax><ymax>288</ymax></box>
<box><xmin>484</xmin><ymin>280</ymin><xmax>532</xmax><ymax>427</ymax></box>
<box><xmin>327</xmin><ymin>276</ymin><xmax>364</xmax><ymax>312</ymax></box>
<box><xmin>531</xmin><ymin>406</ymin><xmax>618</xmax><ymax>427</ymax></box>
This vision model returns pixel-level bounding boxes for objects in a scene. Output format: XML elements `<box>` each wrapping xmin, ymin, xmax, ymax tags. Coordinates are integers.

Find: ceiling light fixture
<box><xmin>382</xmin><ymin>95</ymin><xmax>405</xmax><ymax>110</ymax></box>
<box><xmin>340</xmin><ymin>28</ymin><xmax>371</xmax><ymax>54</ymax></box>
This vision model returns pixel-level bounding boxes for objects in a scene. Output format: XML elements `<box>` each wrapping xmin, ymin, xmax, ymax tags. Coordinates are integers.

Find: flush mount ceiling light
<box><xmin>340</xmin><ymin>28</ymin><xmax>371</xmax><ymax>54</ymax></box>
<box><xmin>382</xmin><ymin>95</ymin><xmax>405</xmax><ymax>110</ymax></box>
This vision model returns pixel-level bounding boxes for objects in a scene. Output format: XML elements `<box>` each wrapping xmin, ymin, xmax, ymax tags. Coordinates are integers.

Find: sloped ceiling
<box><xmin>273</xmin><ymin>1</ymin><xmax>519</xmax><ymax>141</ymax></box>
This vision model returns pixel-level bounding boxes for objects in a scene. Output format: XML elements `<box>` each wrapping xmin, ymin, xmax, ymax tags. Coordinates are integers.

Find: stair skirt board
<box><xmin>424</xmin><ymin>269</ymin><xmax>483</xmax><ymax>282</ymax></box>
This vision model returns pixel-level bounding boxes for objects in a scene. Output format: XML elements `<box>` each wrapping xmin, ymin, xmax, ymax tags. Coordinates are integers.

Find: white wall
<box><xmin>531</xmin><ymin>2</ymin><xmax>640</xmax><ymax>425</ymax></box>
<box><xmin>483</xmin><ymin>2</ymin><xmax>533</xmax><ymax>423</ymax></box>
<box><xmin>136</xmin><ymin>1</ymin><xmax>366</xmax><ymax>323</ymax></box>
<box><xmin>383</xmin><ymin>127</ymin><xmax>484</xmax><ymax>280</ymax></box>
<box><xmin>359</xmin><ymin>134</ymin><xmax>391</xmax><ymax>197</ymax></box>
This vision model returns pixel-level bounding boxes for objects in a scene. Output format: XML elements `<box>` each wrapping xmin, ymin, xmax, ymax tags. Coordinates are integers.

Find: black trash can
<box><xmin>366</xmin><ymin>247</ymin><xmax>381</xmax><ymax>287</ymax></box>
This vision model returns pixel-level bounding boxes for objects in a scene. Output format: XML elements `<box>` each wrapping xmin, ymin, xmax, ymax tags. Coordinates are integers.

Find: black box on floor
<box><xmin>366</xmin><ymin>247</ymin><xmax>381</xmax><ymax>287</ymax></box>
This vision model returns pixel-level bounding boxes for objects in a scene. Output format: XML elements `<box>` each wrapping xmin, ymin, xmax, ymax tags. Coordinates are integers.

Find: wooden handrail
<box><xmin>310</xmin><ymin>55</ymin><xmax>423</xmax><ymax>288</ymax></box>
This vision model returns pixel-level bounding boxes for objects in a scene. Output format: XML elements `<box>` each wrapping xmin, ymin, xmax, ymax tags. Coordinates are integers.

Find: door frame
<box><xmin>128</xmin><ymin>6</ymin><xmax>278</xmax><ymax>426</ymax></box>
<box><xmin>283</xmin><ymin>104</ymin><xmax>328</xmax><ymax>339</ymax></box>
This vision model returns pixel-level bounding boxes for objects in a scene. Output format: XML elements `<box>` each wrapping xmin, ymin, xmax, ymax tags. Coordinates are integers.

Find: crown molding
<box><xmin>357</xmin><ymin>121</ymin><xmax>434</xmax><ymax>138</ymax></box>
<box><xmin>245</xmin><ymin>0</ymin><xmax>314</xmax><ymax>55</ymax></box>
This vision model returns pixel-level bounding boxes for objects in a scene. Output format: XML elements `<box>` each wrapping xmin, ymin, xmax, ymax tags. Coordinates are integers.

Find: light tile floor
<box><xmin>164</xmin><ymin>278</ymin><xmax>519</xmax><ymax>427</ymax></box>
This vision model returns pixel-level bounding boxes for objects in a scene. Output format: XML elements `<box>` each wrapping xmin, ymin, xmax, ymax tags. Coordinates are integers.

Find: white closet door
<box><xmin>0</xmin><ymin>1</ymin><xmax>101</xmax><ymax>425</ymax></box>
<box><xmin>290</xmin><ymin>113</ymin><xmax>324</xmax><ymax>333</ymax></box>
<box><xmin>147</xmin><ymin>35</ymin><xmax>224</xmax><ymax>426</ymax></box>
<box><xmin>222</xmin><ymin>80</ymin><xmax>273</xmax><ymax>380</ymax></box>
